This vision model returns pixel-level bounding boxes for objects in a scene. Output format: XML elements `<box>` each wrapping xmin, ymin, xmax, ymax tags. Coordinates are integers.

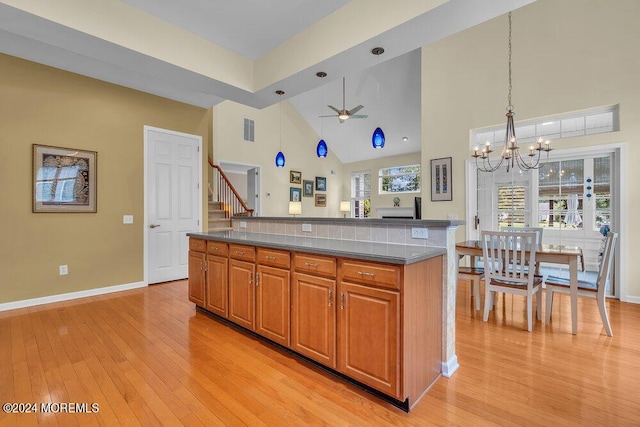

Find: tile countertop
<box><xmin>187</xmin><ymin>231</ymin><xmax>447</xmax><ymax>265</ymax></box>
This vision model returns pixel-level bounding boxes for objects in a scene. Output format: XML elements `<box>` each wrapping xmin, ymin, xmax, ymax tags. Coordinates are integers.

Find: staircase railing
<box><xmin>208</xmin><ymin>158</ymin><xmax>254</xmax><ymax>217</ymax></box>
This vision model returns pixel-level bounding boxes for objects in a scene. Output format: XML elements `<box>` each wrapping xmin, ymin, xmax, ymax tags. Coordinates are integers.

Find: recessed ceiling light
<box><xmin>402</xmin><ymin>137</ymin><xmax>408</xmax><ymax>142</ymax></box>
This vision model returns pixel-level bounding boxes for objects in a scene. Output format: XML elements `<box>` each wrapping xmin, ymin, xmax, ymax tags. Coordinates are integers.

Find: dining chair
<box><xmin>481</xmin><ymin>230</ymin><xmax>543</xmax><ymax>331</ymax></box>
<box><xmin>458</xmin><ymin>262</ymin><xmax>483</xmax><ymax>311</ymax></box>
<box><xmin>545</xmin><ymin>232</ymin><xmax>618</xmax><ymax>336</ymax></box>
<box><xmin>500</xmin><ymin>226</ymin><xmax>544</xmax><ymax>244</ymax></box>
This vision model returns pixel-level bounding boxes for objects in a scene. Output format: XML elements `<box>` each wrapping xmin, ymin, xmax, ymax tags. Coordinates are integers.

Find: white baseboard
<box><xmin>442</xmin><ymin>355</ymin><xmax>459</xmax><ymax>378</ymax></box>
<box><xmin>0</xmin><ymin>281</ymin><xmax>147</xmax><ymax>312</ymax></box>
<box><xmin>622</xmin><ymin>295</ymin><xmax>640</xmax><ymax>304</ymax></box>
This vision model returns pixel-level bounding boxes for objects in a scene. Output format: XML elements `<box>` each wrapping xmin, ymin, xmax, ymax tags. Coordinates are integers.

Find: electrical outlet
<box><xmin>59</xmin><ymin>265</ymin><xmax>68</xmax><ymax>275</ymax></box>
<box><xmin>123</xmin><ymin>215</ymin><xmax>133</xmax><ymax>224</ymax></box>
<box><xmin>411</xmin><ymin>228</ymin><xmax>429</xmax><ymax>239</ymax></box>
<box><xmin>302</xmin><ymin>223</ymin><xmax>312</xmax><ymax>232</ymax></box>
<box><xmin>240</xmin><ymin>221</ymin><xmax>247</xmax><ymax>228</ymax></box>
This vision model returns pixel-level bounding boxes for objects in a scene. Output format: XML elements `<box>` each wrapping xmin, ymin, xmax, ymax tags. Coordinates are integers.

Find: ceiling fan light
<box><xmin>372</xmin><ymin>127</ymin><xmax>385</xmax><ymax>149</ymax></box>
<box><xmin>275</xmin><ymin>151</ymin><xmax>285</xmax><ymax>167</ymax></box>
<box><xmin>338</xmin><ymin>113</ymin><xmax>349</xmax><ymax>121</ymax></box>
<box><xmin>316</xmin><ymin>139</ymin><xmax>328</xmax><ymax>158</ymax></box>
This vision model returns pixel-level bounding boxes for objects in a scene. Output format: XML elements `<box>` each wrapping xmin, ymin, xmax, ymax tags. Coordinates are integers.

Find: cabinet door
<box><xmin>229</xmin><ymin>259</ymin><xmax>256</xmax><ymax>330</ymax></box>
<box><xmin>188</xmin><ymin>251</ymin><xmax>206</xmax><ymax>306</ymax></box>
<box><xmin>256</xmin><ymin>265</ymin><xmax>290</xmax><ymax>346</ymax></box>
<box><xmin>338</xmin><ymin>282</ymin><xmax>400</xmax><ymax>399</ymax></box>
<box><xmin>205</xmin><ymin>255</ymin><xmax>228</xmax><ymax>318</ymax></box>
<box><xmin>291</xmin><ymin>273</ymin><xmax>336</xmax><ymax>368</ymax></box>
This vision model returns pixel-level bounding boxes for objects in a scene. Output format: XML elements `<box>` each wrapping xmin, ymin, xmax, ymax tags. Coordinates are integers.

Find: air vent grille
<box><xmin>243</xmin><ymin>118</ymin><xmax>255</xmax><ymax>142</ymax></box>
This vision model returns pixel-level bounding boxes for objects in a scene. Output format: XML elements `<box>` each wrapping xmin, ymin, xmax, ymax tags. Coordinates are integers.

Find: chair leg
<box><xmin>483</xmin><ymin>284</ymin><xmax>492</xmax><ymax>322</ymax></box>
<box><xmin>526</xmin><ymin>294</ymin><xmax>533</xmax><ymax>332</ymax></box>
<box><xmin>545</xmin><ymin>288</ymin><xmax>553</xmax><ymax>324</ymax></box>
<box><xmin>597</xmin><ymin>298</ymin><xmax>614</xmax><ymax>337</ymax></box>
<box><xmin>473</xmin><ymin>277</ymin><xmax>481</xmax><ymax>311</ymax></box>
<box><xmin>536</xmin><ymin>289</ymin><xmax>542</xmax><ymax>321</ymax></box>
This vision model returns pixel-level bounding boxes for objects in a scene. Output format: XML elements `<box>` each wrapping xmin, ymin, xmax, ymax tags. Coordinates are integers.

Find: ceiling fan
<box><xmin>320</xmin><ymin>77</ymin><xmax>368</xmax><ymax>123</ymax></box>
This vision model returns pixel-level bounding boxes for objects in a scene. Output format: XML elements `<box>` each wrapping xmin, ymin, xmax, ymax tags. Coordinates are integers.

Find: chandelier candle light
<box><xmin>472</xmin><ymin>12</ymin><xmax>552</xmax><ymax>172</ymax></box>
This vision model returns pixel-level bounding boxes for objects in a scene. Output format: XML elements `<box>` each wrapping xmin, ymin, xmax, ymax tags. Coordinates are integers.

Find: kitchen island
<box><xmin>187</xmin><ymin>217</ymin><xmax>461</xmax><ymax>411</ymax></box>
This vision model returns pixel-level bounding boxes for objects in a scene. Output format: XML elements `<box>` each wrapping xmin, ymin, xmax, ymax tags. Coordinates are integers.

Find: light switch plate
<box><xmin>123</xmin><ymin>215</ymin><xmax>133</xmax><ymax>224</ymax></box>
<box><xmin>240</xmin><ymin>221</ymin><xmax>247</xmax><ymax>228</ymax></box>
<box><xmin>59</xmin><ymin>265</ymin><xmax>68</xmax><ymax>275</ymax></box>
<box><xmin>302</xmin><ymin>223</ymin><xmax>312</xmax><ymax>232</ymax></box>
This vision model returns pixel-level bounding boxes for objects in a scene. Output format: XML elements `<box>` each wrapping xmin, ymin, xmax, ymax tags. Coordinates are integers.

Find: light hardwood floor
<box><xmin>1</xmin><ymin>279</ymin><xmax>639</xmax><ymax>426</ymax></box>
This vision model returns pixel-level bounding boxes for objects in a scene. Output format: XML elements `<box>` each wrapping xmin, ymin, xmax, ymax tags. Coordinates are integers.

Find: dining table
<box><xmin>456</xmin><ymin>240</ymin><xmax>584</xmax><ymax>334</ymax></box>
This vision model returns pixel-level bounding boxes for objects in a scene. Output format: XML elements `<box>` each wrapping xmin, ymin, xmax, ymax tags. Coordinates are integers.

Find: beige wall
<box><xmin>213</xmin><ymin>100</ymin><xmax>345</xmax><ymax>217</ymax></box>
<box><xmin>343</xmin><ymin>152</ymin><xmax>422</xmax><ymax>218</ymax></box>
<box><xmin>0</xmin><ymin>54</ymin><xmax>210</xmax><ymax>304</ymax></box>
<box><xmin>421</xmin><ymin>0</ymin><xmax>639</xmax><ymax>300</ymax></box>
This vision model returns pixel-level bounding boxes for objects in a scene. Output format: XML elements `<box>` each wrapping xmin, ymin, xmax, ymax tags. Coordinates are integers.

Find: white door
<box><xmin>146</xmin><ymin>126</ymin><xmax>202</xmax><ymax>284</ymax></box>
<box><xmin>247</xmin><ymin>167</ymin><xmax>260</xmax><ymax>214</ymax></box>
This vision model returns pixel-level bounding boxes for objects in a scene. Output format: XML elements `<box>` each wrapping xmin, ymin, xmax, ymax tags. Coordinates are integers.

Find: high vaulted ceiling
<box><xmin>0</xmin><ymin>0</ymin><xmax>536</xmax><ymax>163</ymax></box>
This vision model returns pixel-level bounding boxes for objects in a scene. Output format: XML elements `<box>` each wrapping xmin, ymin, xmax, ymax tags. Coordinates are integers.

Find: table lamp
<box><xmin>289</xmin><ymin>201</ymin><xmax>302</xmax><ymax>217</ymax></box>
<box><xmin>340</xmin><ymin>201</ymin><xmax>350</xmax><ymax>218</ymax></box>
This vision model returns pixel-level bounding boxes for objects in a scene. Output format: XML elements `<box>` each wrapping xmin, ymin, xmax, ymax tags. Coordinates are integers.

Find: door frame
<box><xmin>465</xmin><ymin>142</ymin><xmax>627</xmax><ymax>301</ymax></box>
<box><xmin>143</xmin><ymin>125</ymin><xmax>203</xmax><ymax>285</ymax></box>
<box><xmin>218</xmin><ymin>160</ymin><xmax>262</xmax><ymax>216</ymax></box>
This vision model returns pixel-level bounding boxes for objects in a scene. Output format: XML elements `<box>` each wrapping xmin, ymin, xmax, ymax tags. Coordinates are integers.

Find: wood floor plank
<box><xmin>2</xmin><ymin>279</ymin><xmax>640</xmax><ymax>426</ymax></box>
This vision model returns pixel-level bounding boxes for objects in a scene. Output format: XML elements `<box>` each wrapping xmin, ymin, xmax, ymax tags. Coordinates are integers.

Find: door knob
<box><xmin>150</xmin><ymin>224</ymin><xmax>160</xmax><ymax>228</ymax></box>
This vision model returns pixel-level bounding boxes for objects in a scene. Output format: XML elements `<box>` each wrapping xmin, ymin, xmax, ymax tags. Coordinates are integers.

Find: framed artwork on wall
<box><xmin>290</xmin><ymin>187</ymin><xmax>302</xmax><ymax>202</ymax></box>
<box><xmin>32</xmin><ymin>144</ymin><xmax>97</xmax><ymax>213</ymax></box>
<box><xmin>290</xmin><ymin>170</ymin><xmax>302</xmax><ymax>184</ymax></box>
<box><xmin>315</xmin><ymin>194</ymin><xmax>326</xmax><ymax>207</ymax></box>
<box><xmin>315</xmin><ymin>176</ymin><xmax>326</xmax><ymax>191</ymax></box>
<box><xmin>430</xmin><ymin>157</ymin><xmax>452</xmax><ymax>201</ymax></box>
<box><xmin>303</xmin><ymin>180</ymin><xmax>314</xmax><ymax>197</ymax></box>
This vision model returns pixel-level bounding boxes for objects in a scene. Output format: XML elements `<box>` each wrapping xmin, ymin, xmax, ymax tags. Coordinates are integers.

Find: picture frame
<box><xmin>290</xmin><ymin>187</ymin><xmax>302</xmax><ymax>202</ymax></box>
<box><xmin>290</xmin><ymin>170</ymin><xmax>302</xmax><ymax>184</ymax></box>
<box><xmin>303</xmin><ymin>180</ymin><xmax>314</xmax><ymax>197</ymax></box>
<box><xmin>315</xmin><ymin>194</ymin><xmax>327</xmax><ymax>207</ymax></box>
<box><xmin>315</xmin><ymin>176</ymin><xmax>326</xmax><ymax>191</ymax></box>
<box><xmin>32</xmin><ymin>144</ymin><xmax>97</xmax><ymax>213</ymax></box>
<box><xmin>430</xmin><ymin>157</ymin><xmax>452</xmax><ymax>201</ymax></box>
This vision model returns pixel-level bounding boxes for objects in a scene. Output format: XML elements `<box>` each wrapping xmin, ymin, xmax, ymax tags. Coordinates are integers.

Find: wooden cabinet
<box><xmin>188</xmin><ymin>249</ymin><xmax>206</xmax><ymax>306</ymax></box>
<box><xmin>188</xmin><ymin>235</ymin><xmax>443</xmax><ymax>410</ymax></box>
<box><xmin>338</xmin><ymin>280</ymin><xmax>400</xmax><ymax>399</ymax></box>
<box><xmin>205</xmin><ymin>255</ymin><xmax>228</xmax><ymax>318</ymax></box>
<box><xmin>228</xmin><ymin>258</ymin><xmax>255</xmax><ymax>330</ymax></box>
<box><xmin>291</xmin><ymin>272</ymin><xmax>336</xmax><ymax>368</ymax></box>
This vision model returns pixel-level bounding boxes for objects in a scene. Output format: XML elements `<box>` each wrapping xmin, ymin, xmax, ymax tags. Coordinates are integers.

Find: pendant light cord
<box><xmin>507</xmin><ymin>11</ymin><xmax>513</xmax><ymax>111</ymax></box>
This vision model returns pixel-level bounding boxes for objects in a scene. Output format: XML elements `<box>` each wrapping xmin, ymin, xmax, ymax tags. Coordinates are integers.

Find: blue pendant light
<box><xmin>316</xmin><ymin>71</ymin><xmax>328</xmax><ymax>158</ymax></box>
<box><xmin>275</xmin><ymin>89</ymin><xmax>286</xmax><ymax>167</ymax></box>
<box><xmin>372</xmin><ymin>127</ymin><xmax>385</xmax><ymax>149</ymax></box>
<box><xmin>316</xmin><ymin>139</ymin><xmax>328</xmax><ymax>158</ymax></box>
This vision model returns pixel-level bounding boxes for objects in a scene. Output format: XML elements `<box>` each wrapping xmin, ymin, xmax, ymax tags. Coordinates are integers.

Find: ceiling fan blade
<box><xmin>319</xmin><ymin>114</ymin><xmax>338</xmax><ymax>118</ymax></box>
<box><xmin>350</xmin><ymin>114</ymin><xmax>368</xmax><ymax>119</ymax></box>
<box><xmin>327</xmin><ymin>105</ymin><xmax>340</xmax><ymax>114</ymax></box>
<box><xmin>348</xmin><ymin>105</ymin><xmax>364</xmax><ymax>115</ymax></box>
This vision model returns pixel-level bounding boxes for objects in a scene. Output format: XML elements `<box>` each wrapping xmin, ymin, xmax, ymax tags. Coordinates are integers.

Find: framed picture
<box><xmin>290</xmin><ymin>170</ymin><xmax>302</xmax><ymax>184</ymax></box>
<box><xmin>32</xmin><ymin>144</ymin><xmax>97</xmax><ymax>213</ymax></box>
<box><xmin>315</xmin><ymin>194</ymin><xmax>327</xmax><ymax>207</ymax></box>
<box><xmin>430</xmin><ymin>157</ymin><xmax>452</xmax><ymax>201</ymax></box>
<box><xmin>315</xmin><ymin>176</ymin><xmax>326</xmax><ymax>191</ymax></box>
<box><xmin>303</xmin><ymin>180</ymin><xmax>314</xmax><ymax>197</ymax></box>
<box><xmin>290</xmin><ymin>187</ymin><xmax>302</xmax><ymax>202</ymax></box>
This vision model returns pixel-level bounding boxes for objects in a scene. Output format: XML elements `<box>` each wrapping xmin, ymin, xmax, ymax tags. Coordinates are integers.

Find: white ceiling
<box><xmin>0</xmin><ymin>0</ymin><xmax>536</xmax><ymax>163</ymax></box>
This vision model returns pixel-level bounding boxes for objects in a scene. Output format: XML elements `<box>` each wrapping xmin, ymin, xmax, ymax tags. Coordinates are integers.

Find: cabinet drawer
<box><xmin>257</xmin><ymin>247</ymin><xmax>290</xmax><ymax>269</ymax></box>
<box><xmin>189</xmin><ymin>238</ymin><xmax>206</xmax><ymax>252</ymax></box>
<box><xmin>207</xmin><ymin>241</ymin><xmax>229</xmax><ymax>257</ymax></box>
<box><xmin>229</xmin><ymin>244</ymin><xmax>256</xmax><ymax>262</ymax></box>
<box><xmin>294</xmin><ymin>253</ymin><xmax>336</xmax><ymax>278</ymax></box>
<box><xmin>340</xmin><ymin>259</ymin><xmax>401</xmax><ymax>290</ymax></box>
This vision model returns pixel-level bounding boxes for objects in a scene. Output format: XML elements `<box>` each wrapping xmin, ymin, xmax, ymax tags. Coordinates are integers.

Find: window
<box><xmin>497</xmin><ymin>185</ymin><xmax>526</xmax><ymax>227</ymax></box>
<box><xmin>472</xmin><ymin>105</ymin><xmax>619</xmax><ymax>149</ymax></box>
<box><xmin>537</xmin><ymin>156</ymin><xmax>611</xmax><ymax>231</ymax></box>
<box><xmin>351</xmin><ymin>171</ymin><xmax>371</xmax><ymax>218</ymax></box>
<box><xmin>378</xmin><ymin>164</ymin><xmax>421</xmax><ymax>194</ymax></box>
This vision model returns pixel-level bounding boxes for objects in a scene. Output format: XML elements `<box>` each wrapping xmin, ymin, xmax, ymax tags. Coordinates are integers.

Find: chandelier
<box><xmin>472</xmin><ymin>12</ymin><xmax>552</xmax><ymax>172</ymax></box>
